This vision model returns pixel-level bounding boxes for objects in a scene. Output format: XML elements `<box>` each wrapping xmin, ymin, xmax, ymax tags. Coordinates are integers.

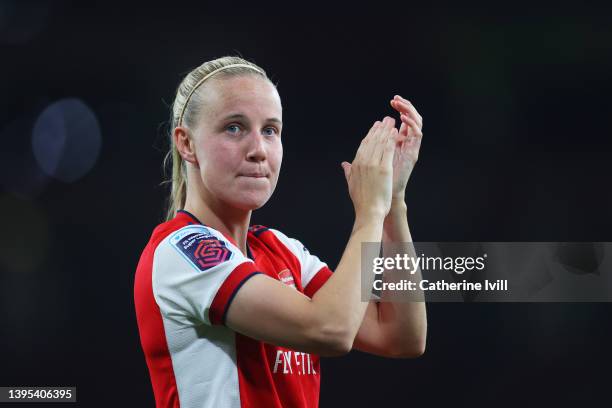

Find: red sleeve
<box><xmin>303</xmin><ymin>266</ymin><xmax>333</xmax><ymax>298</ymax></box>
<box><xmin>209</xmin><ymin>262</ymin><xmax>261</xmax><ymax>325</ymax></box>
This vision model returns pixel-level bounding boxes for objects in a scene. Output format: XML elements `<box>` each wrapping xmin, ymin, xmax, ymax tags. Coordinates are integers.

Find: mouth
<box><xmin>238</xmin><ymin>173</ymin><xmax>268</xmax><ymax>178</ymax></box>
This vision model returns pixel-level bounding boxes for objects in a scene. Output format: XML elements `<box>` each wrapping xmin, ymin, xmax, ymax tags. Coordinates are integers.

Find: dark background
<box><xmin>1</xmin><ymin>2</ymin><xmax>611</xmax><ymax>407</ymax></box>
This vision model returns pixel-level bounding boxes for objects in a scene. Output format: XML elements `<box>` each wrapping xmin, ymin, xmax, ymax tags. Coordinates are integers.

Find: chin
<box><xmin>223</xmin><ymin>190</ymin><xmax>273</xmax><ymax>211</ymax></box>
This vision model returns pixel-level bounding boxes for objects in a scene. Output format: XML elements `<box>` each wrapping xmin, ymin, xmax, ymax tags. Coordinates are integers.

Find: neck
<box><xmin>183</xmin><ymin>187</ymin><xmax>252</xmax><ymax>257</ymax></box>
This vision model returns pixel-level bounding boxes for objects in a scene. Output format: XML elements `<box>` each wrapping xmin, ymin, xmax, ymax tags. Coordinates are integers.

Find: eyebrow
<box><xmin>221</xmin><ymin>113</ymin><xmax>283</xmax><ymax>126</ymax></box>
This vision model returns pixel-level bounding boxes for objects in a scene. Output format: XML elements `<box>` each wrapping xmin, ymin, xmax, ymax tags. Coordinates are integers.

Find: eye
<box><xmin>226</xmin><ymin>124</ymin><xmax>241</xmax><ymax>134</ymax></box>
<box><xmin>263</xmin><ymin>127</ymin><xmax>279</xmax><ymax>136</ymax></box>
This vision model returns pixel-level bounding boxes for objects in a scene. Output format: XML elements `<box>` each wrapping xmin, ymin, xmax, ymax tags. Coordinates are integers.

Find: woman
<box><xmin>135</xmin><ymin>56</ymin><xmax>426</xmax><ymax>407</ymax></box>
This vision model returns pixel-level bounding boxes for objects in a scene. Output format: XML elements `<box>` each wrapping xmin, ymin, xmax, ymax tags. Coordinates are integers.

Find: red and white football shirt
<box><xmin>134</xmin><ymin>210</ymin><xmax>333</xmax><ymax>407</ymax></box>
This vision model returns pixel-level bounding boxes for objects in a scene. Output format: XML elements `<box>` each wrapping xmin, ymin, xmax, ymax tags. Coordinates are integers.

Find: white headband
<box><xmin>177</xmin><ymin>63</ymin><xmax>264</xmax><ymax>127</ymax></box>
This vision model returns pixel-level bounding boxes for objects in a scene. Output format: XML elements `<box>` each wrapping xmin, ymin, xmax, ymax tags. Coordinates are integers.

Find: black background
<box><xmin>1</xmin><ymin>2</ymin><xmax>612</xmax><ymax>407</ymax></box>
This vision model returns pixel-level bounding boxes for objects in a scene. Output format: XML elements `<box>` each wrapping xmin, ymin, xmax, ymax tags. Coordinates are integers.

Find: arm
<box><xmin>226</xmin><ymin>216</ymin><xmax>382</xmax><ymax>356</ymax></box>
<box><xmin>225</xmin><ymin>118</ymin><xmax>398</xmax><ymax>356</ymax></box>
<box><xmin>353</xmin><ymin>95</ymin><xmax>427</xmax><ymax>358</ymax></box>
<box><xmin>353</xmin><ymin>199</ymin><xmax>427</xmax><ymax>358</ymax></box>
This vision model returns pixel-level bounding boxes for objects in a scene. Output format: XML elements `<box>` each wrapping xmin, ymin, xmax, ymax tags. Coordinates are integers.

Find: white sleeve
<box><xmin>268</xmin><ymin>229</ymin><xmax>333</xmax><ymax>297</ymax></box>
<box><xmin>152</xmin><ymin>225</ymin><xmax>260</xmax><ymax>326</ymax></box>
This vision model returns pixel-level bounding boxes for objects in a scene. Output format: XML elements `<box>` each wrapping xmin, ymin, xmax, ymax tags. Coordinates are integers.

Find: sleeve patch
<box><xmin>170</xmin><ymin>228</ymin><xmax>233</xmax><ymax>272</ymax></box>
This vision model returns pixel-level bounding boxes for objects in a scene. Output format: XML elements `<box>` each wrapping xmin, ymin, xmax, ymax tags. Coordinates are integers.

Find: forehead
<box><xmin>200</xmin><ymin>75</ymin><xmax>282</xmax><ymax>121</ymax></box>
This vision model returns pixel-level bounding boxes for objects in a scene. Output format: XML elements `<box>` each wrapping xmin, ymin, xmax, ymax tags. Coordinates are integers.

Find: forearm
<box><xmin>311</xmin><ymin>213</ymin><xmax>384</xmax><ymax>348</ymax></box>
<box><xmin>378</xmin><ymin>198</ymin><xmax>427</xmax><ymax>354</ymax></box>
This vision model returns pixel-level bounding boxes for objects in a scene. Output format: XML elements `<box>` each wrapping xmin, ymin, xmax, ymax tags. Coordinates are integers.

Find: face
<box><xmin>189</xmin><ymin>75</ymin><xmax>283</xmax><ymax>211</ymax></box>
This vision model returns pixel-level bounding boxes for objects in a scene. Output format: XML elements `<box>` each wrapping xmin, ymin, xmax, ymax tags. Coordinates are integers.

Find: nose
<box><xmin>246</xmin><ymin>131</ymin><xmax>267</xmax><ymax>163</ymax></box>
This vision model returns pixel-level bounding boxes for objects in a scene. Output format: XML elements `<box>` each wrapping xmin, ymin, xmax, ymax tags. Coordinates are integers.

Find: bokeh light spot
<box><xmin>32</xmin><ymin>98</ymin><xmax>102</xmax><ymax>183</ymax></box>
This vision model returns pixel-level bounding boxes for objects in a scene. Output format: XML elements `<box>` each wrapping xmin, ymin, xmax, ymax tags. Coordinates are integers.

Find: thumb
<box><xmin>341</xmin><ymin>161</ymin><xmax>351</xmax><ymax>183</ymax></box>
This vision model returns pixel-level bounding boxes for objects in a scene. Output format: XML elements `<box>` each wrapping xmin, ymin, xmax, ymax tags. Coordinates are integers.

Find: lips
<box><xmin>239</xmin><ymin>173</ymin><xmax>268</xmax><ymax>178</ymax></box>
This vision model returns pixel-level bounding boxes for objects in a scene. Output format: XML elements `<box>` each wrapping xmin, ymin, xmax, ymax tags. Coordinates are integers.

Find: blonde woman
<box><xmin>135</xmin><ymin>56</ymin><xmax>426</xmax><ymax>408</ymax></box>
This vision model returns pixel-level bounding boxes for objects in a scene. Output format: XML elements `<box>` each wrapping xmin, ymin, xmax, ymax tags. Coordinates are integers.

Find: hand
<box><xmin>389</xmin><ymin>95</ymin><xmax>423</xmax><ymax>199</ymax></box>
<box><xmin>341</xmin><ymin>117</ymin><xmax>398</xmax><ymax>220</ymax></box>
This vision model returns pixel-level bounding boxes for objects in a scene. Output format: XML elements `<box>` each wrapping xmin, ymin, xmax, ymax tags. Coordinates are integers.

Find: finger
<box><xmin>379</xmin><ymin>116</ymin><xmax>396</xmax><ymax>136</ymax></box>
<box><xmin>371</xmin><ymin>117</ymin><xmax>395</xmax><ymax>164</ymax></box>
<box><xmin>391</xmin><ymin>101</ymin><xmax>420</xmax><ymax>131</ymax></box>
<box><xmin>397</xmin><ymin>121</ymin><xmax>409</xmax><ymax>142</ymax></box>
<box><xmin>381</xmin><ymin>127</ymin><xmax>398</xmax><ymax>168</ymax></box>
<box><xmin>392</xmin><ymin>99</ymin><xmax>423</xmax><ymax>129</ymax></box>
<box><xmin>393</xmin><ymin>95</ymin><xmax>422</xmax><ymax>124</ymax></box>
<box><xmin>374</xmin><ymin>117</ymin><xmax>396</xmax><ymax>163</ymax></box>
<box><xmin>364</xmin><ymin>117</ymin><xmax>389</xmax><ymax>163</ymax></box>
<box><xmin>381</xmin><ymin>111</ymin><xmax>407</xmax><ymax>144</ymax></box>
<box><xmin>355</xmin><ymin>121</ymin><xmax>381</xmax><ymax>162</ymax></box>
<box><xmin>341</xmin><ymin>161</ymin><xmax>351</xmax><ymax>183</ymax></box>
<box><xmin>400</xmin><ymin>114</ymin><xmax>423</xmax><ymax>143</ymax></box>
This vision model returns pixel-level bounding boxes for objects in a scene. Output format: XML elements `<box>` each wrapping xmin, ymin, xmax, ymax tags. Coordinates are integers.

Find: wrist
<box><xmin>384</xmin><ymin>199</ymin><xmax>407</xmax><ymax>230</ymax></box>
<box><xmin>390</xmin><ymin>196</ymin><xmax>407</xmax><ymax>212</ymax></box>
<box><xmin>354</xmin><ymin>210</ymin><xmax>386</xmax><ymax>229</ymax></box>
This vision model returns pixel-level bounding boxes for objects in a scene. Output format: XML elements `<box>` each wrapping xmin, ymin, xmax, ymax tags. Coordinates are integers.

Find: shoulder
<box><xmin>138</xmin><ymin>218</ymin><xmax>190</xmax><ymax>262</ymax></box>
<box><xmin>139</xmin><ymin>215</ymin><xmax>249</xmax><ymax>279</ymax></box>
<box><xmin>160</xmin><ymin>224</ymin><xmax>244</xmax><ymax>271</ymax></box>
<box><xmin>249</xmin><ymin>226</ymin><xmax>331</xmax><ymax>293</ymax></box>
<box><xmin>148</xmin><ymin>223</ymin><xmax>257</xmax><ymax>326</ymax></box>
<box><xmin>148</xmin><ymin>214</ymin><xmax>235</xmax><ymax>252</ymax></box>
<box><xmin>249</xmin><ymin>225</ymin><xmax>314</xmax><ymax>260</ymax></box>
<box><xmin>250</xmin><ymin>224</ymin><xmax>292</xmax><ymax>246</ymax></box>
<box><xmin>248</xmin><ymin>224</ymin><xmax>270</xmax><ymax>237</ymax></box>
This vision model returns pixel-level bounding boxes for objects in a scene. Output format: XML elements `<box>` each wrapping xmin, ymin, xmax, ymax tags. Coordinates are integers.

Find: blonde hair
<box><xmin>164</xmin><ymin>56</ymin><xmax>270</xmax><ymax>221</ymax></box>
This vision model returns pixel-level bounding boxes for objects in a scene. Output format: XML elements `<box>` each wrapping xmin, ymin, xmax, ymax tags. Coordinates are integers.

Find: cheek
<box><xmin>270</xmin><ymin>142</ymin><xmax>283</xmax><ymax>170</ymax></box>
<box><xmin>198</xmin><ymin>141</ymin><xmax>240</xmax><ymax>173</ymax></box>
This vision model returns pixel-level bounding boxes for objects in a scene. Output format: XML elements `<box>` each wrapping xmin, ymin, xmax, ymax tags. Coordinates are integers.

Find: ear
<box><xmin>173</xmin><ymin>126</ymin><xmax>199</xmax><ymax>166</ymax></box>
